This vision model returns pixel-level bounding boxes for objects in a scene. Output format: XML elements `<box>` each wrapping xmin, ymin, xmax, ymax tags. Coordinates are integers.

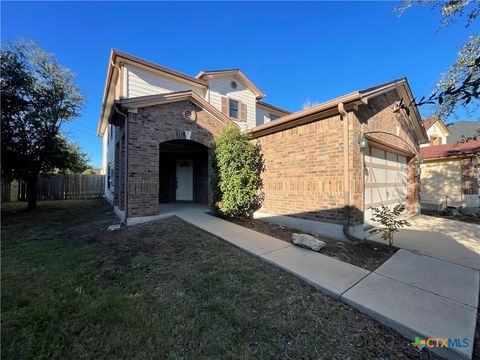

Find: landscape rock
<box><xmin>108</xmin><ymin>224</ymin><xmax>121</xmax><ymax>231</ymax></box>
<box><xmin>292</xmin><ymin>233</ymin><xmax>326</xmax><ymax>252</ymax></box>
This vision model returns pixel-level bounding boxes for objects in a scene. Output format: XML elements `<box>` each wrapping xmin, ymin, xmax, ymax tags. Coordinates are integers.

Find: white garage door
<box><xmin>364</xmin><ymin>146</ymin><xmax>408</xmax><ymax>227</ymax></box>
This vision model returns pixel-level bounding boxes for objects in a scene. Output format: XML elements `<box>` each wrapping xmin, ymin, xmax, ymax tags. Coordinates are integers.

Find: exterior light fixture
<box><xmin>184</xmin><ymin>130</ymin><xmax>192</xmax><ymax>140</ymax></box>
<box><xmin>358</xmin><ymin>136</ymin><xmax>368</xmax><ymax>151</ymax></box>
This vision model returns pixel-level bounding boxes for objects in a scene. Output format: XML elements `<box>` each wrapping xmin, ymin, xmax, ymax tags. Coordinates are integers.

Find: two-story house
<box><xmin>98</xmin><ymin>50</ymin><xmax>427</xmax><ymax>240</ymax></box>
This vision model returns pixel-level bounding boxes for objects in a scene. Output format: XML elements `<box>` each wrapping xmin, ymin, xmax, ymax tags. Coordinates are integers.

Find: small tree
<box><xmin>369</xmin><ymin>204</ymin><xmax>410</xmax><ymax>246</ymax></box>
<box><xmin>1</xmin><ymin>40</ymin><xmax>86</xmax><ymax>209</ymax></box>
<box><xmin>211</xmin><ymin>126</ymin><xmax>264</xmax><ymax>217</ymax></box>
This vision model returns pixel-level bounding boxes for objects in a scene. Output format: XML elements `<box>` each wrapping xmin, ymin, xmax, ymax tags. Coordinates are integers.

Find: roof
<box><xmin>97</xmin><ymin>49</ymin><xmax>208</xmax><ymax>135</ymax></box>
<box><xmin>423</xmin><ymin>118</ymin><xmax>437</xmax><ymax>130</ymax></box>
<box><xmin>116</xmin><ymin>90</ymin><xmax>237</xmax><ymax>128</ymax></box>
<box><xmin>422</xmin><ymin>117</ymin><xmax>450</xmax><ymax>134</ymax></box>
<box><xmin>446</xmin><ymin>120</ymin><xmax>480</xmax><ymax>144</ymax></box>
<box><xmin>256</xmin><ymin>101</ymin><xmax>291</xmax><ymax>115</ymax></box>
<box><xmin>196</xmin><ymin>69</ymin><xmax>265</xmax><ymax>99</ymax></box>
<box><xmin>248</xmin><ymin>77</ymin><xmax>428</xmax><ymax>143</ymax></box>
<box><xmin>420</xmin><ymin>140</ymin><xmax>480</xmax><ymax>160</ymax></box>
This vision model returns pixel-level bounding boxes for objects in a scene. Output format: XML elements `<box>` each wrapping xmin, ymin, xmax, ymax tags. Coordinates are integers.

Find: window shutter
<box><xmin>221</xmin><ymin>96</ymin><xmax>228</xmax><ymax>115</ymax></box>
<box><xmin>240</xmin><ymin>103</ymin><xmax>247</xmax><ymax>122</ymax></box>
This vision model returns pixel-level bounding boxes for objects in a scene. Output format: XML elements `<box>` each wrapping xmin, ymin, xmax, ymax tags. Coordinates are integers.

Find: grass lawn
<box><xmin>1</xmin><ymin>199</ymin><xmax>443</xmax><ymax>359</ymax></box>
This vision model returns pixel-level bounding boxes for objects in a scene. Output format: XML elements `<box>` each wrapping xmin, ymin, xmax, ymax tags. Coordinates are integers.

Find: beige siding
<box><xmin>208</xmin><ymin>76</ymin><xmax>256</xmax><ymax>130</ymax></box>
<box><xmin>421</xmin><ymin>159</ymin><xmax>462</xmax><ymax>206</ymax></box>
<box><xmin>127</xmin><ymin>65</ymin><xmax>206</xmax><ymax>99</ymax></box>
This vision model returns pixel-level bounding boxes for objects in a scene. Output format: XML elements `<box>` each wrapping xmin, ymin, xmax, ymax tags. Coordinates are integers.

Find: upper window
<box><xmin>270</xmin><ymin>113</ymin><xmax>280</xmax><ymax>121</ymax></box>
<box><xmin>229</xmin><ymin>99</ymin><xmax>239</xmax><ymax>119</ymax></box>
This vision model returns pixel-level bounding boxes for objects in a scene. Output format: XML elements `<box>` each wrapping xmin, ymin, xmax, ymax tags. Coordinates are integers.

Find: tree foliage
<box><xmin>369</xmin><ymin>204</ymin><xmax>410</xmax><ymax>246</ymax></box>
<box><xmin>1</xmin><ymin>40</ymin><xmax>87</xmax><ymax>209</ymax></box>
<box><xmin>396</xmin><ymin>1</ymin><xmax>479</xmax><ymax>120</ymax></box>
<box><xmin>211</xmin><ymin>126</ymin><xmax>264</xmax><ymax>217</ymax></box>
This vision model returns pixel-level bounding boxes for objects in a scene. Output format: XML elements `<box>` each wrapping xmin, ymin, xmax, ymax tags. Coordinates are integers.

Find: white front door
<box><xmin>176</xmin><ymin>160</ymin><xmax>193</xmax><ymax>201</ymax></box>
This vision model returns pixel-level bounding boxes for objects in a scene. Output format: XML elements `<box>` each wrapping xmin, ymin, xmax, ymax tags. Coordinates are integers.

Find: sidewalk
<box><xmin>164</xmin><ymin>205</ymin><xmax>478</xmax><ymax>360</ymax></box>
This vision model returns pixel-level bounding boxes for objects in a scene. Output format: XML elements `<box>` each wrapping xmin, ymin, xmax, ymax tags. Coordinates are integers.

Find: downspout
<box><xmin>338</xmin><ymin>102</ymin><xmax>363</xmax><ymax>242</ymax></box>
<box><xmin>114</xmin><ymin>105</ymin><xmax>129</xmax><ymax>224</ymax></box>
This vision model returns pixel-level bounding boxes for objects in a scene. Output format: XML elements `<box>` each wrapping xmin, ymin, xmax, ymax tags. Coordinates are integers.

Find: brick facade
<box><xmin>351</xmin><ymin>89</ymin><xmax>421</xmax><ymax>223</ymax></box>
<box><xmin>113</xmin><ymin>90</ymin><xmax>421</xmax><ymax>226</ymax></box>
<box><xmin>123</xmin><ymin>100</ymin><xmax>226</xmax><ymax>218</ymax></box>
<box><xmin>255</xmin><ymin>89</ymin><xmax>421</xmax><ymax>227</ymax></box>
<box><xmin>461</xmin><ymin>156</ymin><xmax>479</xmax><ymax>194</ymax></box>
<box><xmin>256</xmin><ymin>114</ymin><xmax>346</xmax><ymax>224</ymax></box>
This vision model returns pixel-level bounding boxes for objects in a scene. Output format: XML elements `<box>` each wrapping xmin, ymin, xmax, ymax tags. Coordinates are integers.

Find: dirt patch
<box><xmin>215</xmin><ymin>215</ymin><xmax>397</xmax><ymax>271</ymax></box>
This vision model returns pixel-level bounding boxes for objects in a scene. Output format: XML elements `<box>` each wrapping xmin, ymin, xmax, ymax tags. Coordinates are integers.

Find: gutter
<box><xmin>338</xmin><ymin>102</ymin><xmax>363</xmax><ymax>242</ymax></box>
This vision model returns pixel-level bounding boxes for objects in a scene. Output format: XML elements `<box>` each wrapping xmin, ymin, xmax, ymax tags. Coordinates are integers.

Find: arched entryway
<box><xmin>159</xmin><ymin>140</ymin><xmax>209</xmax><ymax>204</ymax></box>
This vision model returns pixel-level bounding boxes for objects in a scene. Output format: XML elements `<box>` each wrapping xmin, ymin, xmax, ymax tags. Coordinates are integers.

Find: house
<box><xmin>98</xmin><ymin>50</ymin><xmax>427</xmax><ymax>240</ymax></box>
<box><xmin>420</xmin><ymin>117</ymin><xmax>450</xmax><ymax>147</ymax></box>
<box><xmin>420</xmin><ymin>140</ymin><xmax>480</xmax><ymax>211</ymax></box>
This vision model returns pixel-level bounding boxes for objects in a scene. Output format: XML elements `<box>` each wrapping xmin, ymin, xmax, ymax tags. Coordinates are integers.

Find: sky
<box><xmin>2</xmin><ymin>1</ymin><xmax>478</xmax><ymax>168</ymax></box>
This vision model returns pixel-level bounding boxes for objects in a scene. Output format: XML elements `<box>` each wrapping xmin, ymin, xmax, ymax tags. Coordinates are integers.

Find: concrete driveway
<box><xmin>359</xmin><ymin>215</ymin><xmax>480</xmax><ymax>359</ymax></box>
<box><xmin>369</xmin><ymin>215</ymin><xmax>480</xmax><ymax>270</ymax></box>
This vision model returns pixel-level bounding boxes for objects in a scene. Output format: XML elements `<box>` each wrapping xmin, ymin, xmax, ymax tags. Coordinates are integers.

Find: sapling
<box><xmin>369</xmin><ymin>203</ymin><xmax>410</xmax><ymax>246</ymax></box>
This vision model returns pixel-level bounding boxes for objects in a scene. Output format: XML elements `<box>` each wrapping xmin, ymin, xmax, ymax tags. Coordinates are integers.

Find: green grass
<box><xmin>2</xmin><ymin>200</ymin><xmax>441</xmax><ymax>359</ymax></box>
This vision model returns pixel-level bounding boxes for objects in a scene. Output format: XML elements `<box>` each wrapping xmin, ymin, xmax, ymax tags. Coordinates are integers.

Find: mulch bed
<box><xmin>214</xmin><ymin>214</ymin><xmax>397</xmax><ymax>272</ymax></box>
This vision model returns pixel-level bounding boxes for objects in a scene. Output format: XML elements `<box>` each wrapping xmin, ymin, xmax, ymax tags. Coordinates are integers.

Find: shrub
<box><xmin>368</xmin><ymin>203</ymin><xmax>410</xmax><ymax>246</ymax></box>
<box><xmin>211</xmin><ymin>126</ymin><xmax>264</xmax><ymax>217</ymax></box>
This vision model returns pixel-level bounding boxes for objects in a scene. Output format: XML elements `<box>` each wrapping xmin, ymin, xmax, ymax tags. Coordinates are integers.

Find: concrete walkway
<box><xmin>369</xmin><ymin>215</ymin><xmax>480</xmax><ymax>270</ymax></box>
<box><xmin>158</xmin><ymin>204</ymin><xmax>479</xmax><ymax>360</ymax></box>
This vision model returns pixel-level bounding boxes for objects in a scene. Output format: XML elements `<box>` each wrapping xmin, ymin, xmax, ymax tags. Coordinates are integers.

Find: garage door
<box><xmin>364</xmin><ymin>146</ymin><xmax>407</xmax><ymax>227</ymax></box>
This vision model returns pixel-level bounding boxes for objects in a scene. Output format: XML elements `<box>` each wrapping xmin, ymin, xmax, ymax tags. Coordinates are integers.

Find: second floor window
<box><xmin>229</xmin><ymin>99</ymin><xmax>239</xmax><ymax>119</ymax></box>
<box><xmin>270</xmin><ymin>113</ymin><xmax>280</xmax><ymax>121</ymax></box>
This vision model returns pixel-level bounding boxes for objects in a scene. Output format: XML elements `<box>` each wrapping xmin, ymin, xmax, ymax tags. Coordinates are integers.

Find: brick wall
<box><xmin>254</xmin><ymin>89</ymin><xmax>421</xmax><ymax>227</ymax></box>
<box><xmin>255</xmin><ymin>114</ymin><xmax>346</xmax><ymax>224</ymax></box>
<box><xmin>351</xmin><ymin>90</ymin><xmax>421</xmax><ymax>222</ymax></box>
<box><xmin>461</xmin><ymin>156</ymin><xmax>479</xmax><ymax>194</ymax></box>
<box><xmin>126</xmin><ymin>100</ymin><xmax>226</xmax><ymax>218</ymax></box>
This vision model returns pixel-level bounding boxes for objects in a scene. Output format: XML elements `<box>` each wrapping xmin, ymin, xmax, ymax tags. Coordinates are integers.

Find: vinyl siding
<box><xmin>208</xmin><ymin>76</ymin><xmax>256</xmax><ymax>130</ymax></box>
<box><xmin>127</xmin><ymin>65</ymin><xmax>206</xmax><ymax>99</ymax></box>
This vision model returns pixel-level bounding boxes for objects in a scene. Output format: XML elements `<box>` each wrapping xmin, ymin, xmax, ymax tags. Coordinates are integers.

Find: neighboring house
<box><xmin>446</xmin><ymin>120</ymin><xmax>480</xmax><ymax>144</ymax></box>
<box><xmin>98</xmin><ymin>50</ymin><xmax>427</xmax><ymax>240</ymax></box>
<box><xmin>420</xmin><ymin>140</ymin><xmax>480</xmax><ymax>211</ymax></box>
<box><xmin>420</xmin><ymin>117</ymin><xmax>450</xmax><ymax>147</ymax></box>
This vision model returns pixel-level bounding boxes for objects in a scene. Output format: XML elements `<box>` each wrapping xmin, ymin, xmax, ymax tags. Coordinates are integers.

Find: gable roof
<box><xmin>446</xmin><ymin>120</ymin><xmax>480</xmax><ymax>144</ymax></box>
<box><xmin>196</xmin><ymin>69</ymin><xmax>266</xmax><ymax>99</ymax></box>
<box><xmin>420</xmin><ymin>140</ymin><xmax>480</xmax><ymax>160</ymax></box>
<box><xmin>98</xmin><ymin>49</ymin><xmax>208</xmax><ymax>136</ymax></box>
<box><xmin>422</xmin><ymin>117</ymin><xmax>450</xmax><ymax>134</ymax></box>
<box><xmin>248</xmin><ymin>77</ymin><xmax>428</xmax><ymax>143</ymax></box>
<box><xmin>116</xmin><ymin>90</ymin><xmax>237</xmax><ymax>128</ymax></box>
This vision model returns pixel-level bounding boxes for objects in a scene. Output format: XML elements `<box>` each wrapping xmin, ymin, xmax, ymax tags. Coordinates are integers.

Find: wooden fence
<box><xmin>1</xmin><ymin>174</ymin><xmax>105</xmax><ymax>202</ymax></box>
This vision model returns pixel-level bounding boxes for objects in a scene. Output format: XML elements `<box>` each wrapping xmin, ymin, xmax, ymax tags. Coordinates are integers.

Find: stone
<box><xmin>108</xmin><ymin>224</ymin><xmax>121</xmax><ymax>231</ymax></box>
<box><xmin>292</xmin><ymin>233</ymin><xmax>326</xmax><ymax>251</ymax></box>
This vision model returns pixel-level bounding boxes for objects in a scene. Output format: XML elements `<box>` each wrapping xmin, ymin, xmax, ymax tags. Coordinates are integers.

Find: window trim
<box><xmin>229</xmin><ymin>98</ymin><xmax>239</xmax><ymax>119</ymax></box>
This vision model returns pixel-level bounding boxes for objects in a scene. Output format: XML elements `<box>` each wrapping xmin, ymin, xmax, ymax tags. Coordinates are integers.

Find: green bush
<box><xmin>211</xmin><ymin>126</ymin><xmax>264</xmax><ymax>217</ymax></box>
